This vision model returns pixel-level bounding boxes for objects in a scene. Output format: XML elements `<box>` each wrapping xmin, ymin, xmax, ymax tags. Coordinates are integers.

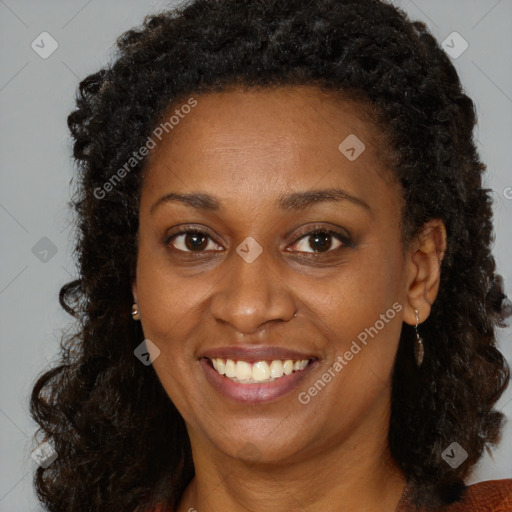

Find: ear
<box><xmin>403</xmin><ymin>219</ymin><xmax>447</xmax><ymax>326</ymax></box>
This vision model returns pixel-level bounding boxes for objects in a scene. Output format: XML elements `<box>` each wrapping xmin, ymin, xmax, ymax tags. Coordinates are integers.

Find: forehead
<box><xmin>140</xmin><ymin>85</ymin><xmax>396</xmax><ymax>210</ymax></box>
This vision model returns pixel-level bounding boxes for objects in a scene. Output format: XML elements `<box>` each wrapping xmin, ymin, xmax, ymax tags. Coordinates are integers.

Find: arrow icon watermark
<box><xmin>134</xmin><ymin>339</ymin><xmax>161</xmax><ymax>366</ymax></box>
<box><xmin>236</xmin><ymin>236</ymin><xmax>263</xmax><ymax>263</ymax></box>
<box><xmin>338</xmin><ymin>134</ymin><xmax>365</xmax><ymax>161</ymax></box>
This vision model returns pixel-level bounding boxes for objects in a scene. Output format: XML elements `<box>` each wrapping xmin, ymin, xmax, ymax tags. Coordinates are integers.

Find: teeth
<box><xmin>269</xmin><ymin>360</ymin><xmax>284</xmax><ymax>378</ymax></box>
<box><xmin>252</xmin><ymin>361</ymin><xmax>270</xmax><ymax>381</ymax></box>
<box><xmin>235</xmin><ymin>361</ymin><xmax>252</xmax><ymax>380</ymax></box>
<box><xmin>210</xmin><ymin>357</ymin><xmax>311</xmax><ymax>384</ymax></box>
<box><xmin>292</xmin><ymin>360</ymin><xmax>309</xmax><ymax>371</ymax></box>
<box><xmin>225</xmin><ymin>359</ymin><xmax>236</xmax><ymax>378</ymax></box>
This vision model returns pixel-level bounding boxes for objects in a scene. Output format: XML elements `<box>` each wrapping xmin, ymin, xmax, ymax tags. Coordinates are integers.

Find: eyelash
<box><xmin>165</xmin><ymin>225</ymin><xmax>352</xmax><ymax>256</ymax></box>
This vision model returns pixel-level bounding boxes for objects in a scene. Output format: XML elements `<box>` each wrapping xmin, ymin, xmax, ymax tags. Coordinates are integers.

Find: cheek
<box><xmin>135</xmin><ymin>246</ymin><xmax>202</xmax><ymax>349</ymax></box>
<box><xmin>134</xmin><ymin>249</ymin><xmax>205</xmax><ymax>411</ymax></box>
<box><xmin>305</xmin><ymin>238</ymin><xmax>405</xmax><ymax>374</ymax></box>
<box><xmin>293</xmin><ymin>246</ymin><xmax>404</xmax><ymax>435</ymax></box>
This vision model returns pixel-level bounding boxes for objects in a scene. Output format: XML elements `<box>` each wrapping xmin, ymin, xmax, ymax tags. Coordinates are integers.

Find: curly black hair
<box><xmin>30</xmin><ymin>0</ymin><xmax>511</xmax><ymax>510</ymax></box>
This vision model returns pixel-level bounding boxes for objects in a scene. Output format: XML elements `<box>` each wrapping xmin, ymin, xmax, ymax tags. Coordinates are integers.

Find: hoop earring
<box><xmin>414</xmin><ymin>309</ymin><xmax>424</xmax><ymax>367</ymax></box>
<box><xmin>131</xmin><ymin>303</ymin><xmax>140</xmax><ymax>321</ymax></box>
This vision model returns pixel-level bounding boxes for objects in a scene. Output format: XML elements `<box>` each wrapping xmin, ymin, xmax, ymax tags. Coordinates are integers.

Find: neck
<box><xmin>177</xmin><ymin>409</ymin><xmax>406</xmax><ymax>512</ymax></box>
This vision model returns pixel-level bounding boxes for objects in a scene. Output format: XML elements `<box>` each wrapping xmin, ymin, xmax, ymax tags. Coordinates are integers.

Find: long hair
<box><xmin>30</xmin><ymin>1</ymin><xmax>510</xmax><ymax>510</ymax></box>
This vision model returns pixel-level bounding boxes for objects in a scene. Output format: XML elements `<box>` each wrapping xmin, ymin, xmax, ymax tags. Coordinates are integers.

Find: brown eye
<box><xmin>288</xmin><ymin>229</ymin><xmax>348</xmax><ymax>254</ymax></box>
<box><xmin>167</xmin><ymin>230</ymin><xmax>223</xmax><ymax>253</ymax></box>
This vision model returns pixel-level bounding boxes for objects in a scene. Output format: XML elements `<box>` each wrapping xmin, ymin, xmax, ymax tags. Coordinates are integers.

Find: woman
<box><xmin>30</xmin><ymin>0</ymin><xmax>512</xmax><ymax>511</ymax></box>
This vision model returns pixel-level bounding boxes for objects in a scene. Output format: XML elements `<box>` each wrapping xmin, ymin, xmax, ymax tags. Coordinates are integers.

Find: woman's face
<box><xmin>133</xmin><ymin>85</ymin><xmax>414</xmax><ymax>464</ymax></box>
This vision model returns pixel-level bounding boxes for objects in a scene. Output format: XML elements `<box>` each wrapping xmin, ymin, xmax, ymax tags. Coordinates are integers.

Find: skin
<box><xmin>132</xmin><ymin>85</ymin><xmax>447</xmax><ymax>512</ymax></box>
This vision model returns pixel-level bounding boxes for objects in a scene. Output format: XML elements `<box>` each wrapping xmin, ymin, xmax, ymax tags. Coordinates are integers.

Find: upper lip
<box><xmin>200</xmin><ymin>345</ymin><xmax>318</xmax><ymax>362</ymax></box>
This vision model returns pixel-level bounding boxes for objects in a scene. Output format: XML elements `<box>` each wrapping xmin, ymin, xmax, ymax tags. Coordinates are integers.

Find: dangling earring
<box><xmin>414</xmin><ymin>309</ymin><xmax>424</xmax><ymax>366</ymax></box>
<box><xmin>131</xmin><ymin>303</ymin><xmax>140</xmax><ymax>321</ymax></box>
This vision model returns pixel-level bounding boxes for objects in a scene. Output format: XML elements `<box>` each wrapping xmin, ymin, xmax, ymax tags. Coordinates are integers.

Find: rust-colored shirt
<box><xmin>396</xmin><ymin>479</ymin><xmax>512</xmax><ymax>512</ymax></box>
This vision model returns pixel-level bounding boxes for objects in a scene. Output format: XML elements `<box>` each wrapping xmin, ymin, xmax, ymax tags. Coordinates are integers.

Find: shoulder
<box><xmin>397</xmin><ymin>479</ymin><xmax>512</xmax><ymax>512</ymax></box>
<box><xmin>444</xmin><ymin>479</ymin><xmax>512</xmax><ymax>512</ymax></box>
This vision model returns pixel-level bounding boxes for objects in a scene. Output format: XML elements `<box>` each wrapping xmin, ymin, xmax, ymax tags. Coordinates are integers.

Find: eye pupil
<box><xmin>185</xmin><ymin>233</ymin><xmax>208</xmax><ymax>251</ymax></box>
<box><xmin>309</xmin><ymin>232</ymin><xmax>332</xmax><ymax>252</ymax></box>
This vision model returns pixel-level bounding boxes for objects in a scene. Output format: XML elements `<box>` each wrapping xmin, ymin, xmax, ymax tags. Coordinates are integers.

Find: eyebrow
<box><xmin>150</xmin><ymin>187</ymin><xmax>370</xmax><ymax>215</ymax></box>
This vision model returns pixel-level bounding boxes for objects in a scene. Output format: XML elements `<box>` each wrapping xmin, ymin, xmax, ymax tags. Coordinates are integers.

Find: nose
<box><xmin>209</xmin><ymin>247</ymin><xmax>296</xmax><ymax>335</ymax></box>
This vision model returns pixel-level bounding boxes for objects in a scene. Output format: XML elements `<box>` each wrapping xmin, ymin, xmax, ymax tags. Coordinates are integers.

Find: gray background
<box><xmin>1</xmin><ymin>0</ymin><xmax>511</xmax><ymax>509</ymax></box>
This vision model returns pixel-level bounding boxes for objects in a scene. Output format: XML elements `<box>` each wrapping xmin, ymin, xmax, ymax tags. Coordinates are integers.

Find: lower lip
<box><xmin>200</xmin><ymin>358</ymin><xmax>318</xmax><ymax>403</ymax></box>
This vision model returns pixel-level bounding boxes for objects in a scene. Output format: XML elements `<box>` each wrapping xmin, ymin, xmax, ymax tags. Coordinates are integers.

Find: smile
<box><xmin>200</xmin><ymin>347</ymin><xmax>319</xmax><ymax>402</ymax></box>
<box><xmin>210</xmin><ymin>358</ymin><xmax>311</xmax><ymax>384</ymax></box>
